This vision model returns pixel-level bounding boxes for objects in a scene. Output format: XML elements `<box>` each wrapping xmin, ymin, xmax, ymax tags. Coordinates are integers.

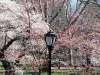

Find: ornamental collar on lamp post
<box><xmin>45</xmin><ymin>30</ymin><xmax>57</xmax><ymax>47</ymax></box>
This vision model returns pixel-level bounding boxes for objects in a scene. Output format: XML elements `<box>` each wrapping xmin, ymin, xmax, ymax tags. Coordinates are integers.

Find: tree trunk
<box><xmin>68</xmin><ymin>48</ymin><xmax>72</xmax><ymax>66</ymax></box>
<box><xmin>2</xmin><ymin>60</ymin><xmax>15</xmax><ymax>75</ymax></box>
<box><xmin>38</xmin><ymin>68</ymin><xmax>41</xmax><ymax>75</ymax></box>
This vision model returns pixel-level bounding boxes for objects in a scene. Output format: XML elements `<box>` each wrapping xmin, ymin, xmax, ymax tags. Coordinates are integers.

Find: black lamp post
<box><xmin>44</xmin><ymin>30</ymin><xmax>56</xmax><ymax>75</ymax></box>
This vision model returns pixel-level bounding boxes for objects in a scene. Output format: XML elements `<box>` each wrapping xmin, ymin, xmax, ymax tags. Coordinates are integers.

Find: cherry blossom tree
<box><xmin>15</xmin><ymin>0</ymin><xmax>100</xmax><ymax>68</ymax></box>
<box><xmin>29</xmin><ymin>0</ymin><xmax>100</xmax><ymax>67</ymax></box>
<box><xmin>0</xmin><ymin>0</ymin><xmax>100</xmax><ymax>75</ymax></box>
<box><xmin>54</xmin><ymin>0</ymin><xmax>100</xmax><ymax>67</ymax></box>
<box><xmin>0</xmin><ymin>0</ymin><xmax>49</xmax><ymax>75</ymax></box>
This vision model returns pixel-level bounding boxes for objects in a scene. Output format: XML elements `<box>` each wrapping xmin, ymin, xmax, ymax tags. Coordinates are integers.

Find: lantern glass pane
<box><xmin>52</xmin><ymin>37</ymin><xmax>56</xmax><ymax>45</ymax></box>
<box><xmin>46</xmin><ymin>36</ymin><xmax>53</xmax><ymax>46</ymax></box>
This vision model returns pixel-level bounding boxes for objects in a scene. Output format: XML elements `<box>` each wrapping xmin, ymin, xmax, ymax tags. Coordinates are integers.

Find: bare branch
<box><xmin>48</xmin><ymin>0</ymin><xmax>65</xmax><ymax>24</ymax></box>
<box><xmin>96</xmin><ymin>15</ymin><xmax>100</xmax><ymax>19</ymax></box>
<box><xmin>1</xmin><ymin>38</ymin><xmax>17</xmax><ymax>52</ymax></box>
<box><xmin>70</xmin><ymin>0</ymin><xmax>89</xmax><ymax>25</ymax></box>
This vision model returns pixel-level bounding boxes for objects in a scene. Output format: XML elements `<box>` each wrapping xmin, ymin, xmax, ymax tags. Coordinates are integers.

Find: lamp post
<box><xmin>44</xmin><ymin>30</ymin><xmax>56</xmax><ymax>75</ymax></box>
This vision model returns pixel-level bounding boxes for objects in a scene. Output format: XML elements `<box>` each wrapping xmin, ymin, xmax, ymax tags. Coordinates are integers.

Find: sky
<box><xmin>71</xmin><ymin>0</ymin><xmax>77</xmax><ymax>6</ymax></box>
<box><xmin>70</xmin><ymin>0</ymin><xmax>79</xmax><ymax>11</ymax></box>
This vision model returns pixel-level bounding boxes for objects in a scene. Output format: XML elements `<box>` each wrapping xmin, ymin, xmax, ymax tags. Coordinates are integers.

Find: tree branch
<box><xmin>70</xmin><ymin>0</ymin><xmax>89</xmax><ymax>25</ymax></box>
<box><xmin>48</xmin><ymin>0</ymin><xmax>65</xmax><ymax>24</ymax></box>
<box><xmin>1</xmin><ymin>38</ymin><xmax>17</xmax><ymax>52</ymax></box>
<box><xmin>94</xmin><ymin>0</ymin><xmax>100</xmax><ymax>7</ymax></box>
<box><xmin>0</xmin><ymin>38</ymin><xmax>17</xmax><ymax>58</ymax></box>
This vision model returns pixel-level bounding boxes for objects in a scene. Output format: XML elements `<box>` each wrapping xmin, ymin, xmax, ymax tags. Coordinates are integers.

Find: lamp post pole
<box><xmin>48</xmin><ymin>46</ymin><xmax>53</xmax><ymax>75</ymax></box>
<box><xmin>44</xmin><ymin>30</ymin><xmax>56</xmax><ymax>75</ymax></box>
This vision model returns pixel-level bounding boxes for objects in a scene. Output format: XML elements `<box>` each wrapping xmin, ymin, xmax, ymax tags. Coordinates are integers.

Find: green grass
<box><xmin>0</xmin><ymin>62</ymin><xmax>100</xmax><ymax>75</ymax></box>
<box><xmin>21</xmin><ymin>72</ymin><xmax>66</xmax><ymax>75</ymax></box>
<box><xmin>0</xmin><ymin>62</ymin><xmax>31</xmax><ymax>67</ymax></box>
<box><xmin>15</xmin><ymin>70</ymin><xmax>100</xmax><ymax>75</ymax></box>
<box><xmin>0</xmin><ymin>62</ymin><xmax>3</xmax><ymax>67</ymax></box>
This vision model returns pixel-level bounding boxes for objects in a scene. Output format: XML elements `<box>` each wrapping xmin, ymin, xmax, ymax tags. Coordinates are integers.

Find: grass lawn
<box><xmin>0</xmin><ymin>62</ymin><xmax>100</xmax><ymax>75</ymax></box>
<box><xmin>16</xmin><ymin>72</ymin><xmax>67</xmax><ymax>75</ymax></box>
<box><xmin>15</xmin><ymin>70</ymin><xmax>100</xmax><ymax>75</ymax></box>
<box><xmin>0</xmin><ymin>62</ymin><xmax>3</xmax><ymax>67</ymax></box>
<box><xmin>0</xmin><ymin>69</ymin><xmax>99</xmax><ymax>75</ymax></box>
